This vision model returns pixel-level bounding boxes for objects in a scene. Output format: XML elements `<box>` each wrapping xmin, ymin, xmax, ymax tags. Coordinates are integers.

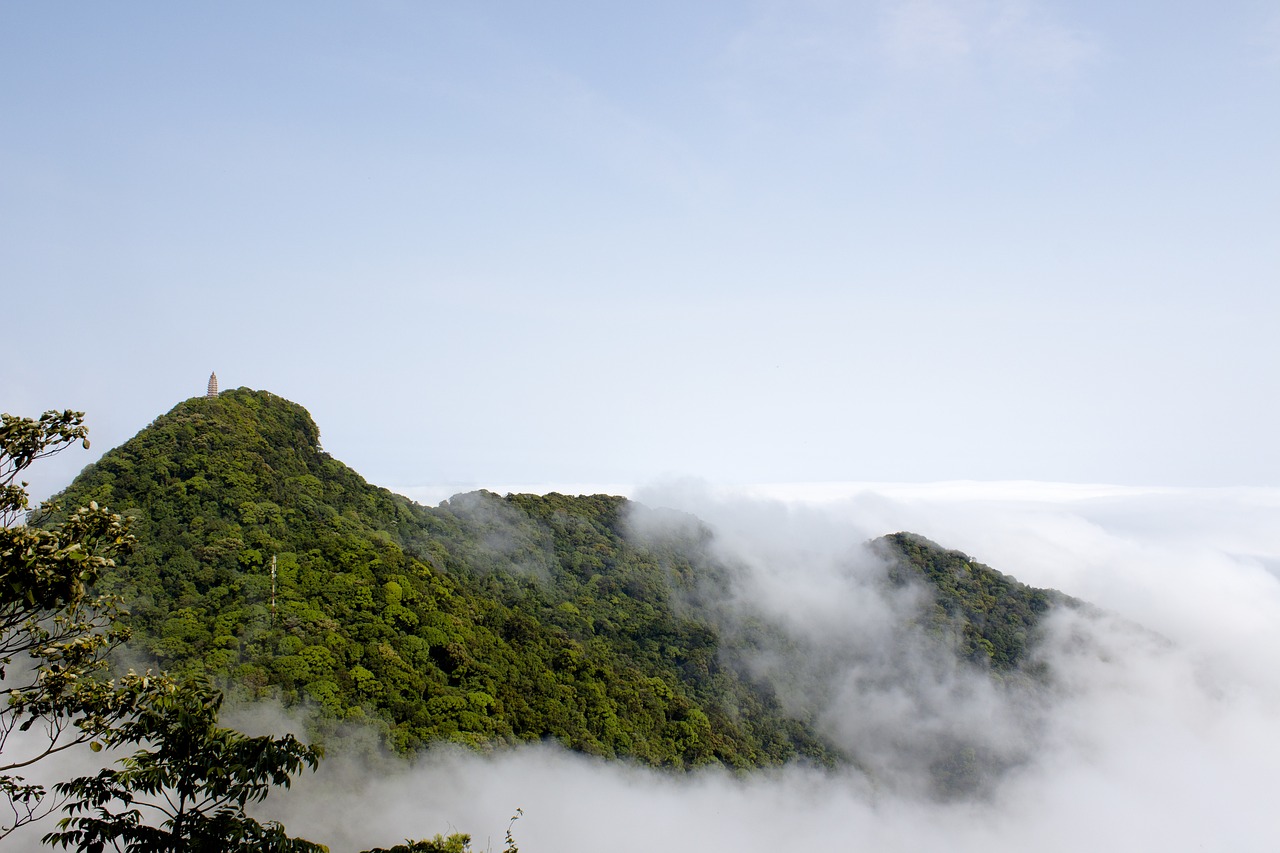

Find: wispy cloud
<box><xmin>879</xmin><ymin>0</ymin><xmax>975</xmax><ymax>68</ymax></box>
<box><xmin>715</xmin><ymin>0</ymin><xmax>1098</xmax><ymax>143</ymax></box>
<box><xmin>1254</xmin><ymin>6</ymin><xmax>1280</xmax><ymax>66</ymax></box>
<box><xmin>879</xmin><ymin>0</ymin><xmax>1097</xmax><ymax>81</ymax></box>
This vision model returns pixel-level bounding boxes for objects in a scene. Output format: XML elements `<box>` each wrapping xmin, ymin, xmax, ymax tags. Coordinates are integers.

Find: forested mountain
<box><xmin>880</xmin><ymin>531</ymin><xmax>1073</xmax><ymax>676</ymax></box>
<box><xmin>53</xmin><ymin>389</ymin><xmax>1071</xmax><ymax>776</ymax></box>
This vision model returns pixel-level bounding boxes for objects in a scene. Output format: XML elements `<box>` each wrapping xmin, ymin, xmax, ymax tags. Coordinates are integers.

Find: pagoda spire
<box><xmin>206</xmin><ymin>372</ymin><xmax>218</xmax><ymax>398</ymax></box>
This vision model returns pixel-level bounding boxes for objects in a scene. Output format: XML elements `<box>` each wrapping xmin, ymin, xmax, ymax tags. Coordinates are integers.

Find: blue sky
<box><xmin>4</xmin><ymin>1</ymin><xmax>1279</xmax><ymax>497</ymax></box>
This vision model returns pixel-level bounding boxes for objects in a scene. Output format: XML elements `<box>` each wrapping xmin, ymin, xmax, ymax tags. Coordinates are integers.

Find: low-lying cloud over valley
<box><xmin>253</xmin><ymin>481</ymin><xmax>1280</xmax><ymax>852</ymax></box>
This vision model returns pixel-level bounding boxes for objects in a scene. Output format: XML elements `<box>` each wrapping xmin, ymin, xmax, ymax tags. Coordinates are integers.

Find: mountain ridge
<box><xmin>53</xmin><ymin>388</ymin><xmax>1075</xmax><ymax>786</ymax></box>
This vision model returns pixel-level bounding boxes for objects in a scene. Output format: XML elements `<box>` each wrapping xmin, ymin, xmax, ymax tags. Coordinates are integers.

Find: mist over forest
<box><xmin>263</xmin><ymin>482</ymin><xmax>1279</xmax><ymax>852</ymax></box>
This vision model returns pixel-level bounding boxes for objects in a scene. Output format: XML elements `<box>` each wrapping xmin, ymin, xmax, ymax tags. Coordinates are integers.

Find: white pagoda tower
<box><xmin>207</xmin><ymin>372</ymin><xmax>218</xmax><ymax>398</ymax></box>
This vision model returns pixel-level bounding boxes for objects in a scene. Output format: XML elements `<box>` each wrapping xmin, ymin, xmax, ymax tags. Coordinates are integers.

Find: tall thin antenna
<box><xmin>270</xmin><ymin>554</ymin><xmax>277</xmax><ymax>617</ymax></box>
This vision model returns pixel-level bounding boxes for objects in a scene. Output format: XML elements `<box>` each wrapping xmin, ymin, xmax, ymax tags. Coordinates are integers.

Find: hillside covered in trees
<box><xmin>52</xmin><ymin>389</ymin><xmax>1073</xmax><ymax>777</ymax></box>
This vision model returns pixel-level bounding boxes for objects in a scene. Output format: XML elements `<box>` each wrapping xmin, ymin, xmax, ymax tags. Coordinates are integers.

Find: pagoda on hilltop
<box><xmin>206</xmin><ymin>372</ymin><xmax>218</xmax><ymax>398</ymax></box>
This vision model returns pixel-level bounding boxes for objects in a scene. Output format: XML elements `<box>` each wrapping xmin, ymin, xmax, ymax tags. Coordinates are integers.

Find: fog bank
<box><xmin>275</xmin><ymin>482</ymin><xmax>1280</xmax><ymax>852</ymax></box>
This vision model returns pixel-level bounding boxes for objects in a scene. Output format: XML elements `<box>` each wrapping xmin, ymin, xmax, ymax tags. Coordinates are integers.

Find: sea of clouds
<box><xmin>272</xmin><ymin>481</ymin><xmax>1280</xmax><ymax>852</ymax></box>
<box><xmin>13</xmin><ymin>482</ymin><xmax>1280</xmax><ymax>851</ymax></box>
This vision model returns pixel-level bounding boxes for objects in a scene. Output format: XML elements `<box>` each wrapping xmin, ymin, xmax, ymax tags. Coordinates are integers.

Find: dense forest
<box><xmin>52</xmin><ymin>389</ymin><xmax>1071</xmax><ymax>776</ymax></box>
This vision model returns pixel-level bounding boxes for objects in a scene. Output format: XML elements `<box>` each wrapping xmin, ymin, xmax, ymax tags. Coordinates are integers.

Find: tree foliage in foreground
<box><xmin>359</xmin><ymin>808</ymin><xmax>521</xmax><ymax>853</ymax></box>
<box><xmin>44</xmin><ymin>681</ymin><xmax>323</xmax><ymax>853</ymax></box>
<box><xmin>0</xmin><ymin>410</ymin><xmax>156</xmax><ymax>838</ymax></box>
<box><xmin>2</xmin><ymin>409</ymin><xmax>326</xmax><ymax>851</ymax></box>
